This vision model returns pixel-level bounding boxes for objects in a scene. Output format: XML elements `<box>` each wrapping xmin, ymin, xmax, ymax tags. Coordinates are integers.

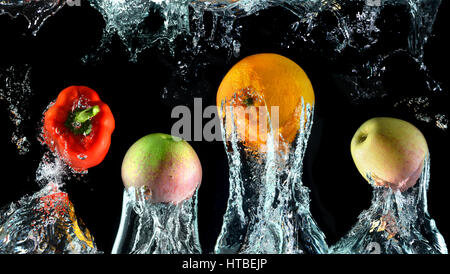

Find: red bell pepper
<box><xmin>43</xmin><ymin>86</ymin><xmax>115</xmax><ymax>171</ymax></box>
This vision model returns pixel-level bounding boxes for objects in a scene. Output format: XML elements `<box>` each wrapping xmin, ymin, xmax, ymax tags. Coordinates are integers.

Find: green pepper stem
<box><xmin>65</xmin><ymin>105</ymin><xmax>101</xmax><ymax>136</ymax></box>
<box><xmin>243</xmin><ymin>97</ymin><xmax>254</xmax><ymax>106</ymax></box>
<box><xmin>74</xmin><ymin>105</ymin><xmax>100</xmax><ymax>124</ymax></box>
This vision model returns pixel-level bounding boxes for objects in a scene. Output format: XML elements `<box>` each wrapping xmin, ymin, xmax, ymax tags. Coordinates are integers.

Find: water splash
<box><xmin>0</xmin><ymin>69</ymin><xmax>100</xmax><ymax>253</ymax></box>
<box><xmin>406</xmin><ymin>0</ymin><xmax>441</xmax><ymax>63</ymax></box>
<box><xmin>1</xmin><ymin>0</ymin><xmax>447</xmax><ymax>254</ymax></box>
<box><xmin>0</xmin><ymin>65</ymin><xmax>32</xmax><ymax>155</ymax></box>
<box><xmin>0</xmin><ymin>182</ymin><xmax>99</xmax><ymax>254</ymax></box>
<box><xmin>279</xmin><ymin>0</ymin><xmax>445</xmax><ymax>127</ymax></box>
<box><xmin>82</xmin><ymin>0</ymin><xmax>447</xmax><ymax>130</ymax></box>
<box><xmin>2</xmin><ymin>1</ymin><xmax>445</xmax><ymax>125</ymax></box>
<box><xmin>112</xmin><ymin>186</ymin><xmax>202</xmax><ymax>254</ymax></box>
<box><xmin>0</xmin><ymin>118</ymin><xmax>99</xmax><ymax>254</ymax></box>
<box><xmin>394</xmin><ymin>96</ymin><xmax>448</xmax><ymax>130</ymax></box>
<box><xmin>330</xmin><ymin>156</ymin><xmax>447</xmax><ymax>254</ymax></box>
<box><xmin>85</xmin><ymin>0</ymin><xmax>189</xmax><ymax>61</ymax></box>
<box><xmin>215</xmin><ymin>99</ymin><xmax>328</xmax><ymax>254</ymax></box>
<box><xmin>86</xmin><ymin>0</ymin><xmax>273</xmax><ymax>61</ymax></box>
<box><xmin>0</xmin><ymin>0</ymin><xmax>67</xmax><ymax>35</ymax></box>
<box><xmin>35</xmin><ymin>152</ymin><xmax>69</xmax><ymax>188</ymax></box>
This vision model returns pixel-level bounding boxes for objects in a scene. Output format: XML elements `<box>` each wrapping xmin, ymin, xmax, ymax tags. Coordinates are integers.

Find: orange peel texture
<box><xmin>216</xmin><ymin>53</ymin><xmax>315</xmax><ymax>151</ymax></box>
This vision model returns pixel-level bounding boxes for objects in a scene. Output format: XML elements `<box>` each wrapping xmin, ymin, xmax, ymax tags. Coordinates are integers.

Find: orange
<box><xmin>216</xmin><ymin>53</ymin><xmax>315</xmax><ymax>151</ymax></box>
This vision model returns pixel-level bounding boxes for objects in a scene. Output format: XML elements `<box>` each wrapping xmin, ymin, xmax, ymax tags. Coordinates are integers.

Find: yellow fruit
<box><xmin>216</xmin><ymin>53</ymin><xmax>315</xmax><ymax>151</ymax></box>
<box><xmin>350</xmin><ymin>117</ymin><xmax>428</xmax><ymax>192</ymax></box>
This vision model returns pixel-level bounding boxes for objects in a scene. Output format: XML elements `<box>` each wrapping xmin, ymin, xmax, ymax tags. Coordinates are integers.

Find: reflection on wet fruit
<box><xmin>216</xmin><ymin>53</ymin><xmax>315</xmax><ymax>151</ymax></box>
<box><xmin>121</xmin><ymin>133</ymin><xmax>202</xmax><ymax>204</ymax></box>
<box><xmin>350</xmin><ymin>117</ymin><xmax>428</xmax><ymax>192</ymax></box>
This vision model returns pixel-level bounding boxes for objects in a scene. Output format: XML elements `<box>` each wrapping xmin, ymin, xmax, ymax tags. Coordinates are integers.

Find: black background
<box><xmin>0</xmin><ymin>0</ymin><xmax>448</xmax><ymax>255</ymax></box>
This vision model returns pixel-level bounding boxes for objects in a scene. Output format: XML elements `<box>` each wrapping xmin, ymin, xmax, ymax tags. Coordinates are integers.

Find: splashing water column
<box><xmin>0</xmin><ymin>182</ymin><xmax>99</xmax><ymax>254</ymax></box>
<box><xmin>113</xmin><ymin>133</ymin><xmax>203</xmax><ymax>254</ymax></box>
<box><xmin>1</xmin><ymin>0</ymin><xmax>447</xmax><ymax>255</ymax></box>
<box><xmin>1</xmin><ymin>72</ymin><xmax>102</xmax><ymax>253</ymax></box>
<box><xmin>350</xmin><ymin>117</ymin><xmax>428</xmax><ymax>192</ymax></box>
<box><xmin>214</xmin><ymin>53</ymin><xmax>328</xmax><ymax>254</ymax></box>
<box><xmin>331</xmin><ymin>117</ymin><xmax>447</xmax><ymax>254</ymax></box>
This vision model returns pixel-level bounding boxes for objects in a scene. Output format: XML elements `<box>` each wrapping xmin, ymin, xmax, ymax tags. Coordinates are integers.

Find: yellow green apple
<box><xmin>350</xmin><ymin>117</ymin><xmax>428</xmax><ymax>192</ymax></box>
<box><xmin>121</xmin><ymin>133</ymin><xmax>202</xmax><ymax>204</ymax></box>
